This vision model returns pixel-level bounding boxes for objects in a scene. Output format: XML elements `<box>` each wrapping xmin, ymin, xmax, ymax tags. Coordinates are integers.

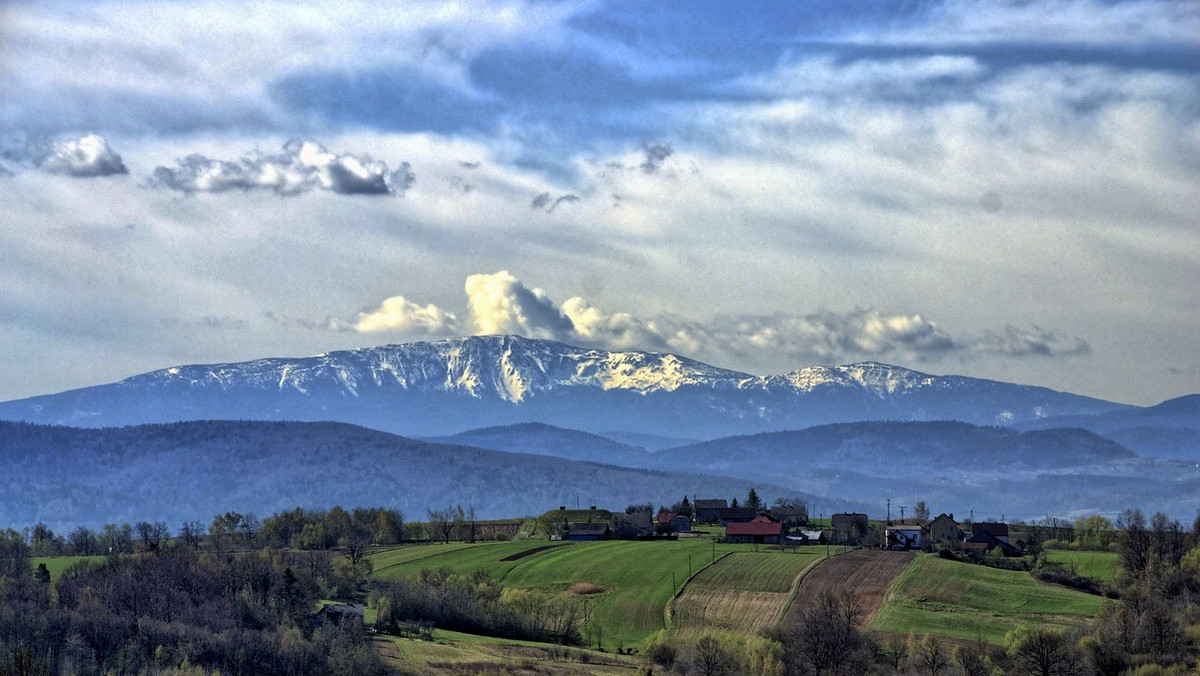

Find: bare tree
<box><xmin>427</xmin><ymin>507</ymin><xmax>455</xmax><ymax>544</ymax></box>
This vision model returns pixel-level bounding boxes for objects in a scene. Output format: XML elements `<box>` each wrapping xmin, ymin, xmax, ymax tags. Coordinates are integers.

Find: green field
<box><xmin>31</xmin><ymin>555</ymin><xmax>106</xmax><ymax>579</ymax></box>
<box><xmin>373</xmin><ymin>538</ymin><xmax>757</xmax><ymax>649</ymax></box>
<box><xmin>673</xmin><ymin>551</ymin><xmax>823</xmax><ymax>637</ymax></box>
<box><xmin>687</xmin><ymin>551</ymin><xmax>820</xmax><ymax>593</ymax></box>
<box><xmin>1043</xmin><ymin>549</ymin><xmax>1120</xmax><ymax>582</ymax></box>
<box><xmin>870</xmin><ymin>555</ymin><xmax>1104</xmax><ymax>644</ymax></box>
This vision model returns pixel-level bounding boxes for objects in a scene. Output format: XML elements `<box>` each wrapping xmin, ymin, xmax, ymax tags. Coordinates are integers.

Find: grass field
<box><xmin>673</xmin><ymin>551</ymin><xmax>823</xmax><ymax>637</ymax></box>
<box><xmin>372</xmin><ymin>538</ymin><xmax>771</xmax><ymax>650</ymax></box>
<box><xmin>31</xmin><ymin>555</ymin><xmax>106</xmax><ymax>579</ymax></box>
<box><xmin>373</xmin><ymin>631</ymin><xmax>640</xmax><ymax>675</ymax></box>
<box><xmin>1043</xmin><ymin>549</ymin><xmax>1121</xmax><ymax>582</ymax></box>
<box><xmin>870</xmin><ymin>555</ymin><xmax>1104</xmax><ymax>644</ymax></box>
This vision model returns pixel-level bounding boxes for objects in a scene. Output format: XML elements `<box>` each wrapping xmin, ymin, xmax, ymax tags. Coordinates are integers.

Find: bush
<box><xmin>643</xmin><ymin>630</ymin><xmax>678</xmax><ymax>669</ymax></box>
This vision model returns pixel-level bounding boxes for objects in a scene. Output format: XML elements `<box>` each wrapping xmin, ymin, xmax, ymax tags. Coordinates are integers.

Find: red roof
<box><xmin>727</xmin><ymin>515</ymin><xmax>782</xmax><ymax>536</ymax></box>
<box><xmin>658</xmin><ymin>511</ymin><xmax>679</xmax><ymax>524</ymax></box>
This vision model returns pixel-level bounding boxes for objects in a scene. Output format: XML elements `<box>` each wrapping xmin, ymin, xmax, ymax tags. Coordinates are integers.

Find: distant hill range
<box><xmin>1018</xmin><ymin>395</ymin><xmax>1200</xmax><ymax>460</ymax></box>
<box><xmin>0</xmin><ymin>334</ymin><xmax>1139</xmax><ymax>439</ymax></box>
<box><xmin>0</xmin><ymin>420</ymin><xmax>851</xmax><ymax>530</ymax></box>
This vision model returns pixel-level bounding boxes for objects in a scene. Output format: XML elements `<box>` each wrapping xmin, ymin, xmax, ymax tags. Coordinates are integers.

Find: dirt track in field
<box><xmin>784</xmin><ymin>550</ymin><xmax>916</xmax><ymax>628</ymax></box>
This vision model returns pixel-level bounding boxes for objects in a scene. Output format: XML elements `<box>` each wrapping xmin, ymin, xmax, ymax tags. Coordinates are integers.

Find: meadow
<box><xmin>1042</xmin><ymin>549</ymin><xmax>1121</xmax><ymax>582</ymax></box>
<box><xmin>869</xmin><ymin>555</ymin><xmax>1105</xmax><ymax>644</ymax></box>
<box><xmin>672</xmin><ymin>550</ymin><xmax>824</xmax><ymax>637</ymax></box>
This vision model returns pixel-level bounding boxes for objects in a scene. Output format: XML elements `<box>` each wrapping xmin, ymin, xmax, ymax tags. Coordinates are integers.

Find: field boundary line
<box><xmin>664</xmin><ymin>550</ymin><xmax>732</xmax><ymax>631</ymax></box>
<box><xmin>775</xmin><ymin>555</ymin><xmax>829</xmax><ymax>626</ymax></box>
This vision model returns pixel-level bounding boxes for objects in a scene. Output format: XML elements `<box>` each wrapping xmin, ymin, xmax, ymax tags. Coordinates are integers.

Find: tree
<box><xmin>746</xmin><ymin>488</ymin><xmax>763</xmax><ymax>511</ymax></box>
<box><xmin>1006</xmin><ymin>626</ymin><xmax>1082</xmax><ymax>676</ymax></box>
<box><xmin>692</xmin><ymin>634</ymin><xmax>735</xmax><ymax>676</ymax></box>
<box><xmin>68</xmin><ymin>526</ymin><xmax>98</xmax><ymax>556</ymax></box>
<box><xmin>914</xmin><ymin>501</ymin><xmax>930</xmax><ymax>522</ymax></box>
<box><xmin>427</xmin><ymin>508</ymin><xmax>455</xmax><ymax>544</ymax></box>
<box><xmin>914</xmin><ymin>634</ymin><xmax>947</xmax><ymax>675</ymax></box>
<box><xmin>178</xmin><ymin>520</ymin><xmax>204</xmax><ymax>550</ymax></box>
<box><xmin>730</xmin><ymin>497</ymin><xmax>740</xmax><ymax>509</ymax></box>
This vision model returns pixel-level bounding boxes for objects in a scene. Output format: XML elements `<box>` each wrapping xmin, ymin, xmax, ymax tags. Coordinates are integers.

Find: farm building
<box><xmin>965</xmin><ymin>530</ymin><xmax>1021</xmax><ymax>556</ymax></box>
<box><xmin>718</xmin><ymin>507</ymin><xmax>758</xmax><ymax>525</ymax></box>
<box><xmin>316</xmin><ymin>603</ymin><xmax>364</xmax><ymax>627</ymax></box>
<box><xmin>567</xmin><ymin>522</ymin><xmax>612</xmax><ymax>541</ymax></box>
<box><xmin>886</xmin><ymin>526</ymin><xmax>924</xmax><ymax>550</ymax></box>
<box><xmin>972</xmin><ymin>522</ymin><xmax>1010</xmax><ymax>544</ymax></box>
<box><xmin>657</xmin><ymin>511</ymin><xmax>692</xmax><ymax>533</ymax></box>
<box><xmin>769</xmin><ymin>505</ymin><xmax>808</xmax><ymax>526</ymax></box>
<box><xmin>694</xmin><ymin>499</ymin><xmax>728</xmax><ymax>523</ymax></box>
<box><xmin>613</xmin><ymin>511</ymin><xmax>654</xmax><ymax>538</ymax></box>
<box><xmin>725</xmin><ymin>515</ymin><xmax>784</xmax><ymax>544</ymax></box>
<box><xmin>831</xmin><ymin>513</ymin><xmax>870</xmax><ymax>544</ymax></box>
<box><xmin>928</xmin><ymin>513</ymin><xmax>960</xmax><ymax>543</ymax></box>
<box><xmin>788</xmin><ymin>529</ymin><xmax>826</xmax><ymax>545</ymax></box>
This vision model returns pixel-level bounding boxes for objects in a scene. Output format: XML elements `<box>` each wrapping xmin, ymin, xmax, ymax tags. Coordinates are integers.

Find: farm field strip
<box><xmin>673</xmin><ymin>551</ymin><xmax>824</xmax><ymax>637</ymax></box>
<box><xmin>368</xmin><ymin>542</ymin><xmax>487</xmax><ymax>574</ymax></box>
<box><xmin>784</xmin><ymin>549</ymin><xmax>916</xmax><ymax>628</ymax></box>
<box><xmin>869</xmin><ymin>555</ymin><xmax>1104</xmax><ymax>644</ymax></box>
<box><xmin>31</xmin><ymin>555</ymin><xmax>106</xmax><ymax>578</ymax></box>
<box><xmin>371</xmin><ymin>540</ymin><xmax>571</xmax><ymax>580</ymax></box>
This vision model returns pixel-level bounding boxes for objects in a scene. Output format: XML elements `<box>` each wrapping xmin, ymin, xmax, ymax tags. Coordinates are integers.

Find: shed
<box><xmin>567</xmin><ymin>522</ymin><xmax>612</xmax><ymax>541</ymax></box>
<box><xmin>694</xmin><ymin>499</ymin><xmax>728</xmax><ymax>523</ymax></box>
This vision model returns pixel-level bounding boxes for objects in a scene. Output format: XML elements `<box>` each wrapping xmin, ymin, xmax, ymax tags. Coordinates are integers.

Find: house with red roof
<box><xmin>725</xmin><ymin>515</ymin><xmax>785</xmax><ymax>544</ymax></box>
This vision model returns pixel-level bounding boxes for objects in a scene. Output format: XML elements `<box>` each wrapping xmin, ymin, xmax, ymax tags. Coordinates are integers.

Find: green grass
<box><xmin>31</xmin><ymin>555</ymin><xmax>105</xmax><ymax>579</ymax></box>
<box><xmin>1042</xmin><ymin>549</ymin><xmax>1120</xmax><ymax>582</ymax></box>
<box><xmin>870</xmin><ymin>555</ymin><xmax>1104</xmax><ymax>644</ymax></box>
<box><xmin>688</xmin><ymin>551</ymin><xmax>822</xmax><ymax>593</ymax></box>
<box><xmin>372</xmin><ymin>540</ymin><xmax>572</xmax><ymax>581</ymax></box>
<box><xmin>373</xmin><ymin>537</ymin><xmax>768</xmax><ymax>649</ymax></box>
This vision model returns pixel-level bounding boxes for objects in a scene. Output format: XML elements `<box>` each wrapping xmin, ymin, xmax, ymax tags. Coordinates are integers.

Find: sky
<box><xmin>0</xmin><ymin>0</ymin><xmax>1197</xmax><ymax>406</ymax></box>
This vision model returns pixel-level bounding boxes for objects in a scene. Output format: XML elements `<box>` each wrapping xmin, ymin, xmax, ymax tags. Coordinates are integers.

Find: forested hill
<box><xmin>0</xmin><ymin>420</ymin><xmax>856</xmax><ymax>529</ymax></box>
<box><xmin>650</xmin><ymin>421</ymin><xmax>1138</xmax><ymax>472</ymax></box>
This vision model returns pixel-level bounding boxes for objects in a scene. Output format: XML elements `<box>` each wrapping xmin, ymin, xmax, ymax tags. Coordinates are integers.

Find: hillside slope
<box><xmin>0</xmin><ymin>420</ymin><xmax>855</xmax><ymax>529</ymax></box>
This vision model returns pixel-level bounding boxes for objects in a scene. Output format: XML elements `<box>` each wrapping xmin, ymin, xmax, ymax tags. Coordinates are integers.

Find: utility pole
<box><xmin>900</xmin><ymin>506</ymin><xmax>906</xmax><ymax>522</ymax></box>
<box><xmin>886</xmin><ymin>498</ymin><xmax>891</xmax><ymax>525</ymax></box>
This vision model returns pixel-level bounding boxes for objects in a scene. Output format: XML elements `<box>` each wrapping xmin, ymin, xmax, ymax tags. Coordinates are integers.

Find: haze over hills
<box><xmin>0</xmin><ymin>420</ymin><xmax>847</xmax><ymax>530</ymax></box>
<box><xmin>427</xmin><ymin>422</ymin><xmax>653</xmax><ymax>467</ymax></box>
<box><xmin>0</xmin><ymin>335</ymin><xmax>1135</xmax><ymax>439</ymax></box>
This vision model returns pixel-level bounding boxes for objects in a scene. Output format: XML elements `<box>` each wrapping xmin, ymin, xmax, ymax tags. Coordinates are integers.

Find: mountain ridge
<box><xmin>0</xmin><ymin>334</ymin><xmax>1139</xmax><ymax>438</ymax></box>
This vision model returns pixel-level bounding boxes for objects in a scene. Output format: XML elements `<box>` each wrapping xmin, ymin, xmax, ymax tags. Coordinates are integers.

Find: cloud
<box><xmin>976</xmin><ymin>325</ymin><xmax>1091</xmax><ymax>357</ymax></box>
<box><xmin>530</xmin><ymin>192</ymin><xmax>580</xmax><ymax>212</ymax></box>
<box><xmin>349</xmin><ymin>272</ymin><xmax>1091</xmax><ymax>367</ymax></box>
<box><xmin>463</xmin><ymin>271</ymin><xmax>575</xmax><ymax>339</ymax></box>
<box><xmin>639</xmin><ymin>140</ymin><xmax>673</xmax><ymax>174</ymax></box>
<box><xmin>353</xmin><ymin>296</ymin><xmax>461</xmax><ymax>334</ymax></box>
<box><xmin>150</xmin><ymin>140</ymin><xmax>414</xmax><ymax>196</ymax></box>
<box><xmin>36</xmin><ymin>135</ymin><xmax>128</xmax><ymax>177</ymax></box>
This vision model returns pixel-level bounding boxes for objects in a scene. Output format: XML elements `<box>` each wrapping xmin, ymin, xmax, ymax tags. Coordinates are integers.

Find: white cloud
<box><xmin>36</xmin><ymin>134</ymin><xmax>128</xmax><ymax>177</ymax></box>
<box><xmin>150</xmin><ymin>139</ymin><xmax>413</xmax><ymax>196</ymax></box>
<box><xmin>350</xmin><ymin>272</ymin><xmax>1090</xmax><ymax>365</ymax></box>
<box><xmin>353</xmin><ymin>296</ymin><xmax>460</xmax><ymax>334</ymax></box>
<box><xmin>463</xmin><ymin>271</ymin><xmax>574</xmax><ymax>339</ymax></box>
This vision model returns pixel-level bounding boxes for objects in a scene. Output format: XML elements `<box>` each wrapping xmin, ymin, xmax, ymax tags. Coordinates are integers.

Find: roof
<box><xmin>658</xmin><ymin>511</ymin><xmax>679</xmax><ymax>524</ymax></box>
<box><xmin>798</xmin><ymin>530</ymin><xmax>824</xmax><ymax>540</ymax></box>
<box><xmin>321</xmin><ymin>603</ymin><xmax>364</xmax><ymax>617</ymax></box>
<box><xmin>931</xmin><ymin>513</ymin><xmax>956</xmax><ymax>524</ymax></box>
<box><xmin>720</xmin><ymin>507</ymin><xmax>759</xmax><ymax>520</ymax></box>
<box><xmin>727</xmin><ymin>515</ymin><xmax>783</xmax><ymax>536</ymax></box>
<box><xmin>569</xmin><ymin>522</ymin><xmax>611</xmax><ymax>535</ymax></box>
<box><xmin>694</xmin><ymin>499</ymin><xmax>728</xmax><ymax>510</ymax></box>
<box><xmin>972</xmin><ymin>522</ymin><xmax>1009</xmax><ymax>537</ymax></box>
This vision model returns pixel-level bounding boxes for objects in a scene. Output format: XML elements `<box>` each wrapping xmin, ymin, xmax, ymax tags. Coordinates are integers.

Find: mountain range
<box><xmin>0</xmin><ymin>334</ymin><xmax>1141</xmax><ymax>438</ymax></box>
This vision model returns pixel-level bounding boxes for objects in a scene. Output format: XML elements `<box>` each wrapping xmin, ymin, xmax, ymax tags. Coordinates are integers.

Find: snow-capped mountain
<box><xmin>0</xmin><ymin>334</ymin><xmax>1131</xmax><ymax>437</ymax></box>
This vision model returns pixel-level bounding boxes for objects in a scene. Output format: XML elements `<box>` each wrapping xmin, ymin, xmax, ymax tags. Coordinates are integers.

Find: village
<box><xmin>537</xmin><ymin>493</ymin><xmax>1028</xmax><ymax>559</ymax></box>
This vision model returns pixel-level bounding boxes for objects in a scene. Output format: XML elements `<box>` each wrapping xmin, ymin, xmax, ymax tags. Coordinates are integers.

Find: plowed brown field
<box><xmin>784</xmin><ymin>549</ymin><xmax>915</xmax><ymax>627</ymax></box>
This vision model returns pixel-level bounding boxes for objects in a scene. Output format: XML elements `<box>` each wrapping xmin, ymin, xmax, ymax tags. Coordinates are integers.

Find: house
<box><xmin>788</xmin><ymin>529</ymin><xmax>826</xmax><ymax>545</ymax></box>
<box><xmin>886</xmin><ymin>526</ymin><xmax>924</xmax><ymax>550</ymax></box>
<box><xmin>928</xmin><ymin>514</ymin><xmax>960</xmax><ymax>544</ymax></box>
<box><xmin>965</xmin><ymin>530</ymin><xmax>1020</xmax><ymax>557</ymax></box>
<box><xmin>317</xmin><ymin>603</ymin><xmax>365</xmax><ymax>627</ymax></box>
<box><xmin>656</xmin><ymin>511</ymin><xmax>691</xmax><ymax>533</ymax></box>
<box><xmin>613</xmin><ymin>511</ymin><xmax>654</xmax><ymax>539</ymax></box>
<box><xmin>831</xmin><ymin>513</ymin><xmax>870</xmax><ymax>544</ymax></box>
<box><xmin>694</xmin><ymin>499</ymin><xmax>728</xmax><ymax>523</ymax></box>
<box><xmin>769</xmin><ymin>505</ymin><xmax>808</xmax><ymax>527</ymax></box>
<box><xmin>972</xmin><ymin>522</ymin><xmax>1010</xmax><ymax>544</ymax></box>
<box><xmin>567</xmin><ymin>522</ymin><xmax>612</xmax><ymax>541</ymax></box>
<box><xmin>718</xmin><ymin>507</ymin><xmax>758</xmax><ymax>525</ymax></box>
<box><xmin>726</xmin><ymin>515</ymin><xmax>784</xmax><ymax>544</ymax></box>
